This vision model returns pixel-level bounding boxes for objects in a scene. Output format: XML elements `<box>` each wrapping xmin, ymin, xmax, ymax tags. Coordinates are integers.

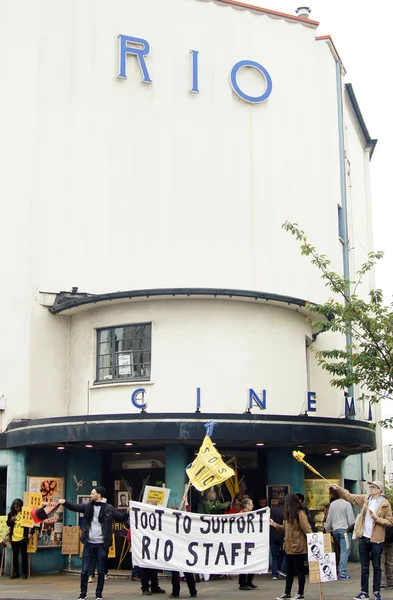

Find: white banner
<box><xmin>130</xmin><ymin>501</ymin><xmax>270</xmax><ymax>574</ymax></box>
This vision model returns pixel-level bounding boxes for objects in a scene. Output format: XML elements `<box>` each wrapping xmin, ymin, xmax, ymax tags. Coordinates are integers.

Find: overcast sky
<box><xmin>260</xmin><ymin>1</ymin><xmax>393</xmax><ymax>442</ymax></box>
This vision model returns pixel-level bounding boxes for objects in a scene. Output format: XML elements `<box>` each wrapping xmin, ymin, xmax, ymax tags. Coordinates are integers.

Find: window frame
<box><xmin>95</xmin><ymin>322</ymin><xmax>152</xmax><ymax>384</ymax></box>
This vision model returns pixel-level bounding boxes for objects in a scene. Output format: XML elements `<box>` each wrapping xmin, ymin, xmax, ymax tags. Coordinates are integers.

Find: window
<box><xmin>96</xmin><ymin>323</ymin><xmax>151</xmax><ymax>382</ymax></box>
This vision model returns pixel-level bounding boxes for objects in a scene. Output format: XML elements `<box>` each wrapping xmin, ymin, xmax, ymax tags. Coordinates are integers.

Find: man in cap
<box><xmin>325</xmin><ymin>486</ymin><xmax>355</xmax><ymax>579</ymax></box>
<box><xmin>330</xmin><ymin>481</ymin><xmax>393</xmax><ymax>600</ymax></box>
<box><xmin>59</xmin><ymin>486</ymin><xmax>128</xmax><ymax>600</ymax></box>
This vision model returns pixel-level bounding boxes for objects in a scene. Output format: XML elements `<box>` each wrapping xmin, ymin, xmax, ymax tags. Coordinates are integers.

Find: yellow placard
<box><xmin>146</xmin><ymin>489</ymin><xmax>166</xmax><ymax>505</ymax></box>
<box><xmin>224</xmin><ymin>457</ymin><xmax>239</xmax><ymax>499</ymax></box>
<box><xmin>61</xmin><ymin>526</ymin><xmax>80</xmax><ymax>555</ymax></box>
<box><xmin>79</xmin><ymin>542</ymin><xmax>84</xmax><ymax>558</ymax></box>
<box><xmin>107</xmin><ymin>534</ymin><xmax>116</xmax><ymax>558</ymax></box>
<box><xmin>24</xmin><ymin>492</ymin><xmax>42</xmax><ymax>509</ymax></box>
<box><xmin>27</xmin><ymin>532</ymin><xmax>38</xmax><ymax>553</ymax></box>
<box><xmin>20</xmin><ymin>506</ymin><xmax>33</xmax><ymax>528</ymax></box>
<box><xmin>186</xmin><ymin>435</ymin><xmax>235</xmax><ymax>491</ymax></box>
<box><xmin>0</xmin><ymin>516</ymin><xmax>8</xmax><ymax>540</ymax></box>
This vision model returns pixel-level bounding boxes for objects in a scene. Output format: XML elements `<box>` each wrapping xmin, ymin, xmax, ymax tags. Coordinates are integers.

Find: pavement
<box><xmin>0</xmin><ymin>564</ymin><xmax>393</xmax><ymax>600</ymax></box>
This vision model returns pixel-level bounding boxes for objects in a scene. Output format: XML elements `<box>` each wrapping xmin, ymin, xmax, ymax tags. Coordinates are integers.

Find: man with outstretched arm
<box><xmin>58</xmin><ymin>486</ymin><xmax>128</xmax><ymax>600</ymax></box>
<box><xmin>330</xmin><ymin>481</ymin><xmax>393</xmax><ymax>600</ymax></box>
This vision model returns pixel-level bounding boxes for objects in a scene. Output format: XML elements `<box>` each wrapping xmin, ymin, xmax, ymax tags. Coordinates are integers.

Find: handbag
<box><xmin>352</xmin><ymin>514</ymin><xmax>362</xmax><ymax>540</ymax></box>
<box><xmin>2</xmin><ymin>529</ymin><xmax>12</xmax><ymax>549</ymax></box>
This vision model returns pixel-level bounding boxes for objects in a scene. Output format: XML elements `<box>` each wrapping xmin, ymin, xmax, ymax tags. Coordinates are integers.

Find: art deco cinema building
<box><xmin>0</xmin><ymin>0</ymin><xmax>379</xmax><ymax>572</ymax></box>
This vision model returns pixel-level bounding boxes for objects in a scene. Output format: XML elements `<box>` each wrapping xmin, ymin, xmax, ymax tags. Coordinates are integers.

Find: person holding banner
<box><xmin>202</xmin><ymin>489</ymin><xmax>230</xmax><ymax>515</ymax></box>
<box><xmin>270</xmin><ymin>493</ymin><xmax>312</xmax><ymax>600</ymax></box>
<box><xmin>170</xmin><ymin>571</ymin><xmax>197</xmax><ymax>598</ymax></box>
<box><xmin>238</xmin><ymin>498</ymin><xmax>258</xmax><ymax>591</ymax></box>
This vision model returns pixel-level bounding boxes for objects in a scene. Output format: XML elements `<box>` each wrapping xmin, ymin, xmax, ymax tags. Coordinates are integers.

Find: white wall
<box><xmin>0</xmin><ymin>0</ymin><xmax>342</xmax><ymax>302</ymax></box>
<box><xmin>68</xmin><ymin>298</ymin><xmax>314</xmax><ymax>416</ymax></box>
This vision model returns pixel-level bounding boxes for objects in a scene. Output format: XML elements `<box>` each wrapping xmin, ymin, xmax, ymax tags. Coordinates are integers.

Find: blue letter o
<box><xmin>230</xmin><ymin>60</ymin><xmax>272</xmax><ymax>104</ymax></box>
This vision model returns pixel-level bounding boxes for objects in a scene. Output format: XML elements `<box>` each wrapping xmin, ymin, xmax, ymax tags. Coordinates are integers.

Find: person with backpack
<box><xmin>270</xmin><ymin>493</ymin><xmax>312</xmax><ymax>600</ymax></box>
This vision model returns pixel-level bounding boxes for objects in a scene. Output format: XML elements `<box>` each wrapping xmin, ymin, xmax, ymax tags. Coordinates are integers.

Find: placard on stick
<box><xmin>142</xmin><ymin>486</ymin><xmax>170</xmax><ymax>507</ymax></box>
<box><xmin>61</xmin><ymin>526</ymin><xmax>80</xmax><ymax>555</ymax></box>
<box><xmin>27</xmin><ymin>532</ymin><xmax>38</xmax><ymax>554</ymax></box>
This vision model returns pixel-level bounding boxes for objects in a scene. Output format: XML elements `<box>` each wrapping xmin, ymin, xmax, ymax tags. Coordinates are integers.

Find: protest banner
<box><xmin>130</xmin><ymin>501</ymin><xmax>269</xmax><ymax>574</ymax></box>
<box><xmin>61</xmin><ymin>526</ymin><xmax>80</xmax><ymax>555</ymax></box>
<box><xmin>142</xmin><ymin>486</ymin><xmax>170</xmax><ymax>507</ymax></box>
<box><xmin>186</xmin><ymin>435</ymin><xmax>235</xmax><ymax>491</ymax></box>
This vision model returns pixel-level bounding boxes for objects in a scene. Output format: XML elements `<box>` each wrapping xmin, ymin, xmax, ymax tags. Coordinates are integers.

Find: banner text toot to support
<box><xmin>130</xmin><ymin>501</ymin><xmax>269</xmax><ymax>574</ymax></box>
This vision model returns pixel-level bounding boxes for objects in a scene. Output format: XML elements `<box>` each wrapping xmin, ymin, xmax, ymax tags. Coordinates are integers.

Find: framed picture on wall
<box><xmin>266</xmin><ymin>484</ymin><xmax>290</xmax><ymax>507</ymax></box>
<box><xmin>27</xmin><ymin>477</ymin><xmax>65</xmax><ymax>547</ymax></box>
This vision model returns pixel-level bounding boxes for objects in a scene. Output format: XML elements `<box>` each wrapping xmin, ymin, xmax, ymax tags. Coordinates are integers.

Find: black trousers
<box><xmin>141</xmin><ymin>568</ymin><xmax>161</xmax><ymax>593</ymax></box>
<box><xmin>171</xmin><ymin>571</ymin><xmax>197</xmax><ymax>596</ymax></box>
<box><xmin>81</xmin><ymin>543</ymin><xmax>107</xmax><ymax>596</ymax></box>
<box><xmin>285</xmin><ymin>554</ymin><xmax>306</xmax><ymax>596</ymax></box>
<box><xmin>11</xmin><ymin>539</ymin><xmax>28</xmax><ymax>576</ymax></box>
<box><xmin>239</xmin><ymin>574</ymin><xmax>254</xmax><ymax>587</ymax></box>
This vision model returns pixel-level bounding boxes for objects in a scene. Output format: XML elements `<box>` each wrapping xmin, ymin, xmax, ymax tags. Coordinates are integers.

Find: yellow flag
<box><xmin>186</xmin><ymin>435</ymin><xmax>235</xmax><ymax>491</ymax></box>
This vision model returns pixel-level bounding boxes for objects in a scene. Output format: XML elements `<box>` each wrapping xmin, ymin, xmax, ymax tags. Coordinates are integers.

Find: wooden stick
<box><xmin>319</xmin><ymin>581</ymin><xmax>324</xmax><ymax>600</ymax></box>
<box><xmin>179</xmin><ymin>481</ymin><xmax>191</xmax><ymax>511</ymax></box>
<box><xmin>0</xmin><ymin>546</ymin><xmax>4</xmax><ymax>578</ymax></box>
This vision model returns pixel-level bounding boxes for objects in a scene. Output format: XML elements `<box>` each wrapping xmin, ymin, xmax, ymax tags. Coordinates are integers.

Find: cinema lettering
<box><xmin>117</xmin><ymin>35</ymin><xmax>273</xmax><ymax>104</ymax></box>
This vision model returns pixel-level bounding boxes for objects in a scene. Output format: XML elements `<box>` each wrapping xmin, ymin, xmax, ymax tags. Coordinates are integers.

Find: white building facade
<box><xmin>0</xmin><ymin>0</ymin><xmax>380</xmax><ymax>572</ymax></box>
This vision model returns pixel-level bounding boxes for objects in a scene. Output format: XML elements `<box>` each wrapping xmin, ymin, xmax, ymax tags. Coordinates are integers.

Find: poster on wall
<box><xmin>266</xmin><ymin>485</ymin><xmax>290</xmax><ymax>506</ymax></box>
<box><xmin>27</xmin><ymin>477</ymin><xmax>64</xmax><ymax>547</ymax></box>
<box><xmin>304</xmin><ymin>479</ymin><xmax>340</xmax><ymax>531</ymax></box>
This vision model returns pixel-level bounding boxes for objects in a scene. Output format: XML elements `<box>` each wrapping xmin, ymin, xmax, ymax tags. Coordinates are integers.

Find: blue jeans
<box><xmin>81</xmin><ymin>543</ymin><xmax>107</xmax><ymax>596</ymax></box>
<box><xmin>333</xmin><ymin>529</ymin><xmax>350</xmax><ymax>576</ymax></box>
<box><xmin>358</xmin><ymin>537</ymin><xmax>383</xmax><ymax>594</ymax></box>
<box><xmin>270</xmin><ymin>540</ymin><xmax>286</xmax><ymax>577</ymax></box>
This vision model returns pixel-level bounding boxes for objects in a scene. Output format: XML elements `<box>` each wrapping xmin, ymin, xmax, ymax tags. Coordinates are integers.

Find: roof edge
<box><xmin>47</xmin><ymin>287</ymin><xmax>309</xmax><ymax>314</ymax></box>
<box><xmin>315</xmin><ymin>35</ymin><xmax>347</xmax><ymax>74</ymax></box>
<box><xmin>197</xmin><ymin>0</ymin><xmax>320</xmax><ymax>27</ymax></box>
<box><xmin>345</xmin><ymin>83</ymin><xmax>378</xmax><ymax>159</ymax></box>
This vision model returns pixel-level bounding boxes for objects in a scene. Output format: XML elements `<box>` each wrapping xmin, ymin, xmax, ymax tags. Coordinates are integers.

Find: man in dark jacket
<box><xmin>59</xmin><ymin>486</ymin><xmax>128</xmax><ymax>600</ymax></box>
<box><xmin>270</xmin><ymin>498</ymin><xmax>286</xmax><ymax>579</ymax></box>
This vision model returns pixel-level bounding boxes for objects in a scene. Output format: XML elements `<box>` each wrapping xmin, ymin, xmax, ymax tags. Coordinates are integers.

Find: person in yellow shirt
<box><xmin>6</xmin><ymin>498</ymin><xmax>30</xmax><ymax>579</ymax></box>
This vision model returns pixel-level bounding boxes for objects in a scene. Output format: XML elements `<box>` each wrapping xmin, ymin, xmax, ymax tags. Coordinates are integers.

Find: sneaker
<box><xmin>279</xmin><ymin>572</ymin><xmax>287</xmax><ymax>578</ymax></box>
<box><xmin>152</xmin><ymin>589</ymin><xmax>166</xmax><ymax>595</ymax></box>
<box><xmin>354</xmin><ymin>594</ymin><xmax>370</xmax><ymax>600</ymax></box>
<box><xmin>374</xmin><ymin>594</ymin><xmax>382</xmax><ymax>600</ymax></box>
<box><xmin>293</xmin><ymin>595</ymin><xmax>304</xmax><ymax>600</ymax></box>
<box><xmin>276</xmin><ymin>595</ymin><xmax>291</xmax><ymax>600</ymax></box>
<box><xmin>105</xmin><ymin>574</ymin><xmax>108</xmax><ymax>580</ymax></box>
<box><xmin>21</xmin><ymin>574</ymin><xmax>27</xmax><ymax>579</ymax></box>
<box><xmin>338</xmin><ymin>575</ymin><xmax>351</xmax><ymax>580</ymax></box>
<box><xmin>88</xmin><ymin>576</ymin><xmax>93</xmax><ymax>583</ymax></box>
<box><xmin>239</xmin><ymin>586</ymin><xmax>252</xmax><ymax>591</ymax></box>
<box><xmin>78</xmin><ymin>596</ymin><xmax>86</xmax><ymax>600</ymax></box>
<box><xmin>273</xmin><ymin>577</ymin><xmax>278</xmax><ymax>581</ymax></box>
<box><xmin>96</xmin><ymin>596</ymin><xmax>103</xmax><ymax>600</ymax></box>
<box><xmin>248</xmin><ymin>584</ymin><xmax>258</xmax><ymax>589</ymax></box>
